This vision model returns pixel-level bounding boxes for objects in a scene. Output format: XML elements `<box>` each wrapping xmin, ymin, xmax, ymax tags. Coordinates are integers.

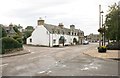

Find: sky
<box><xmin>0</xmin><ymin>0</ymin><xmax>119</xmax><ymax>35</ymax></box>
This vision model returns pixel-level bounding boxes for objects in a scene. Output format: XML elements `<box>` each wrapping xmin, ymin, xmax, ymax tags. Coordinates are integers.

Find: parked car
<box><xmin>83</xmin><ymin>40</ymin><xmax>89</xmax><ymax>45</ymax></box>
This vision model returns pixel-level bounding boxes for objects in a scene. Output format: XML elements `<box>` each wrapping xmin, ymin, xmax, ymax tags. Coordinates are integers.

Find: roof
<box><xmin>44</xmin><ymin>23</ymin><xmax>83</xmax><ymax>36</ymax></box>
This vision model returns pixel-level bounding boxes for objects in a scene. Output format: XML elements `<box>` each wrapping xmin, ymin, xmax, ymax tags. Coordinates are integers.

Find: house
<box><xmin>27</xmin><ymin>18</ymin><xmax>84</xmax><ymax>47</ymax></box>
<box><xmin>4</xmin><ymin>23</ymin><xmax>16</xmax><ymax>37</ymax></box>
<box><xmin>17</xmin><ymin>24</ymin><xmax>23</xmax><ymax>32</ymax></box>
<box><xmin>86</xmin><ymin>33</ymin><xmax>99</xmax><ymax>42</ymax></box>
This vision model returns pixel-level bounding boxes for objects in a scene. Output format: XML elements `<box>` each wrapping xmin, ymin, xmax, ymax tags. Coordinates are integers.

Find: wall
<box><xmin>27</xmin><ymin>26</ymin><xmax>50</xmax><ymax>46</ymax></box>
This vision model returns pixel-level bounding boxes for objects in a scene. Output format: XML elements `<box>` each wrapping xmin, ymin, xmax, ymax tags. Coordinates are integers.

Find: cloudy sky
<box><xmin>0</xmin><ymin>0</ymin><xmax>119</xmax><ymax>35</ymax></box>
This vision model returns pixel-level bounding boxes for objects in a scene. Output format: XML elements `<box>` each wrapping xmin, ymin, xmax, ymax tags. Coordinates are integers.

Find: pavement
<box><xmin>83</xmin><ymin>48</ymin><xmax>119</xmax><ymax>60</ymax></box>
<box><xmin>0</xmin><ymin>48</ymin><xmax>31</xmax><ymax>58</ymax></box>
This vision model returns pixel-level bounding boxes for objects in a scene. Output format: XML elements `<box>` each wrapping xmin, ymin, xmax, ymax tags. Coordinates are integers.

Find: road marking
<box><xmin>47</xmin><ymin>71</ymin><xmax>52</xmax><ymax>74</ymax></box>
<box><xmin>28</xmin><ymin>50</ymin><xmax>31</xmax><ymax>52</ymax></box>
<box><xmin>62</xmin><ymin>65</ymin><xmax>66</xmax><ymax>67</ymax></box>
<box><xmin>0</xmin><ymin>63</ymin><xmax>8</xmax><ymax>67</ymax></box>
<box><xmin>38</xmin><ymin>71</ymin><xmax>46</xmax><ymax>74</ymax></box>
<box><xmin>31</xmin><ymin>52</ymin><xmax>35</xmax><ymax>54</ymax></box>
<box><xmin>81</xmin><ymin>67</ymin><xmax>89</xmax><ymax>71</ymax></box>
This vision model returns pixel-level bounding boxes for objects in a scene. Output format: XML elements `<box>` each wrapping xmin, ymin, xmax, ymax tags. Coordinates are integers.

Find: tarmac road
<box><xmin>1</xmin><ymin>43</ymin><xmax>118</xmax><ymax>76</ymax></box>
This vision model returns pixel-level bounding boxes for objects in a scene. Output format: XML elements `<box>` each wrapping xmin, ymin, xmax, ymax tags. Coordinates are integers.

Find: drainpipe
<box><xmin>49</xmin><ymin>32</ymin><xmax>50</xmax><ymax>47</ymax></box>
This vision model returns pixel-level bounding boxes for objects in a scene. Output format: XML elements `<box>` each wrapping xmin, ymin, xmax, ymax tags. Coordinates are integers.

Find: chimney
<box><xmin>58</xmin><ymin>23</ymin><xmax>64</xmax><ymax>28</ymax></box>
<box><xmin>70</xmin><ymin>25</ymin><xmax>75</xmax><ymax>30</ymax></box>
<box><xmin>9</xmin><ymin>23</ymin><xmax>13</xmax><ymax>27</ymax></box>
<box><xmin>37</xmin><ymin>17</ymin><xmax>44</xmax><ymax>26</ymax></box>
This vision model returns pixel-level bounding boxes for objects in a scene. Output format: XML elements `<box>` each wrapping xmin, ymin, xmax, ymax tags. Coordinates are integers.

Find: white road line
<box><xmin>38</xmin><ymin>71</ymin><xmax>46</xmax><ymax>74</ymax></box>
<box><xmin>31</xmin><ymin>52</ymin><xmax>35</xmax><ymax>54</ymax></box>
<box><xmin>28</xmin><ymin>50</ymin><xmax>30</xmax><ymax>52</ymax></box>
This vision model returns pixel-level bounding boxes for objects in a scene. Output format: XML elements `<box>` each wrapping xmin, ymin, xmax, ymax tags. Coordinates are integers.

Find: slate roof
<box><xmin>44</xmin><ymin>23</ymin><xmax>84</xmax><ymax>36</ymax></box>
<box><xmin>3</xmin><ymin>24</ymin><xmax>16</xmax><ymax>36</ymax></box>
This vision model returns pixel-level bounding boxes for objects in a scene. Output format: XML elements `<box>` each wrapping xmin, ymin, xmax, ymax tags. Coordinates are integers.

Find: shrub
<box><xmin>13</xmin><ymin>35</ymin><xmax>21</xmax><ymax>40</ymax></box>
<box><xmin>16</xmin><ymin>38</ymin><xmax>23</xmax><ymax>43</ymax></box>
<box><xmin>98</xmin><ymin>46</ymin><xmax>107</xmax><ymax>53</ymax></box>
<box><xmin>1</xmin><ymin>37</ymin><xmax>23</xmax><ymax>54</ymax></box>
<box><xmin>106</xmin><ymin>42</ymin><xmax>120</xmax><ymax>50</ymax></box>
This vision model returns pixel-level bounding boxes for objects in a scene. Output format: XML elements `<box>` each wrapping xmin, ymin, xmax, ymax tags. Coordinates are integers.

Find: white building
<box><xmin>27</xmin><ymin>18</ymin><xmax>84</xmax><ymax>47</ymax></box>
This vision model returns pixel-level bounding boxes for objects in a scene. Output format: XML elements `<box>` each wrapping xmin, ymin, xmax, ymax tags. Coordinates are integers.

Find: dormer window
<box><xmin>72</xmin><ymin>32</ymin><xmax>73</xmax><ymax>35</ymax></box>
<box><xmin>75</xmin><ymin>33</ymin><xmax>76</xmax><ymax>36</ymax></box>
<box><xmin>52</xmin><ymin>29</ymin><xmax>55</xmax><ymax>34</ymax></box>
<box><xmin>58</xmin><ymin>30</ymin><xmax>60</xmax><ymax>34</ymax></box>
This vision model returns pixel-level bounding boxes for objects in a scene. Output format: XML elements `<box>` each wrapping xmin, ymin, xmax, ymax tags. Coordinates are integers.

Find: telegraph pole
<box><xmin>99</xmin><ymin>5</ymin><xmax>101</xmax><ymax>47</ymax></box>
<box><xmin>99</xmin><ymin>5</ymin><xmax>104</xmax><ymax>47</ymax></box>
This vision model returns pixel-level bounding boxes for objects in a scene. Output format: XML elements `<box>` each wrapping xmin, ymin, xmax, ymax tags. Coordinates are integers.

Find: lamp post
<box><xmin>101</xmin><ymin>15</ymin><xmax>104</xmax><ymax>46</ymax></box>
<box><xmin>99</xmin><ymin>5</ymin><xmax>104</xmax><ymax>47</ymax></box>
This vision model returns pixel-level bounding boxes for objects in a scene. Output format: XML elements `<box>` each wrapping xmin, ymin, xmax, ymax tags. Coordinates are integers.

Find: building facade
<box><xmin>27</xmin><ymin>18</ymin><xmax>84</xmax><ymax>47</ymax></box>
<box><xmin>86</xmin><ymin>33</ymin><xmax>99</xmax><ymax>42</ymax></box>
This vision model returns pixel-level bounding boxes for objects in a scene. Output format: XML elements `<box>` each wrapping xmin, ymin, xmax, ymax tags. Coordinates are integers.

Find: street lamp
<box><xmin>99</xmin><ymin>5</ymin><xmax>104</xmax><ymax>47</ymax></box>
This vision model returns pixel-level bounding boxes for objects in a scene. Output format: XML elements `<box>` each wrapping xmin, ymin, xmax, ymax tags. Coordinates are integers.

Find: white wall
<box><xmin>50</xmin><ymin>34</ymin><xmax>79</xmax><ymax>46</ymax></box>
<box><xmin>27</xmin><ymin>25</ymin><xmax>50</xmax><ymax>46</ymax></box>
<box><xmin>27</xmin><ymin>25</ymin><xmax>81</xmax><ymax>47</ymax></box>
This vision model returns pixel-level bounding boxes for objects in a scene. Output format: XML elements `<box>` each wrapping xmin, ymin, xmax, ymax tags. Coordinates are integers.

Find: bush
<box><xmin>106</xmin><ymin>42</ymin><xmax>120</xmax><ymax>50</ymax></box>
<box><xmin>16</xmin><ymin>38</ymin><xmax>23</xmax><ymax>43</ymax></box>
<box><xmin>13</xmin><ymin>35</ymin><xmax>21</xmax><ymax>40</ymax></box>
<box><xmin>98</xmin><ymin>46</ymin><xmax>107</xmax><ymax>53</ymax></box>
<box><xmin>1</xmin><ymin>37</ymin><xmax>23</xmax><ymax>54</ymax></box>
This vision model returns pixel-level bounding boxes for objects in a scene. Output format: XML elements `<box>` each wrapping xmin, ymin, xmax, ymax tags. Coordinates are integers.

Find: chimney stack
<box><xmin>58</xmin><ymin>23</ymin><xmax>64</xmax><ymax>28</ymax></box>
<box><xmin>70</xmin><ymin>25</ymin><xmax>75</xmax><ymax>30</ymax></box>
<box><xmin>37</xmin><ymin>17</ymin><xmax>44</xmax><ymax>26</ymax></box>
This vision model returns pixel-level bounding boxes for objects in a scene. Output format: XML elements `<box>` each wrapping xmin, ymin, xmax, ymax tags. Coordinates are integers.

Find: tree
<box><xmin>105</xmin><ymin>3</ymin><xmax>120</xmax><ymax>42</ymax></box>
<box><xmin>22</xmin><ymin>26</ymin><xmax>34</xmax><ymax>44</ymax></box>
<box><xmin>13</xmin><ymin>25</ymin><xmax>22</xmax><ymax>37</ymax></box>
<box><xmin>23</xmin><ymin>30</ymin><xmax>33</xmax><ymax>44</ymax></box>
<box><xmin>25</xmin><ymin>26</ymin><xmax>34</xmax><ymax>31</ymax></box>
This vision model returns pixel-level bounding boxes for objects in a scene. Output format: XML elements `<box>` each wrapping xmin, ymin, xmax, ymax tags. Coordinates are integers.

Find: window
<box><xmin>58</xmin><ymin>31</ymin><xmax>60</xmax><ymax>34</ymax></box>
<box><xmin>72</xmin><ymin>32</ymin><xmax>73</xmax><ymax>35</ymax></box>
<box><xmin>53</xmin><ymin>39</ymin><xmax>56</xmax><ymax>43</ymax></box>
<box><xmin>30</xmin><ymin>38</ymin><xmax>32</xmax><ymax>42</ymax></box>
<box><xmin>75</xmin><ymin>33</ymin><xmax>76</xmax><ymax>36</ymax></box>
<box><xmin>6</xmin><ymin>30</ymin><xmax>9</xmax><ymax>33</ymax></box>
<box><xmin>68</xmin><ymin>32</ymin><xmax>70</xmax><ymax>35</ymax></box>
<box><xmin>52</xmin><ymin>30</ymin><xmax>54</xmax><ymax>34</ymax></box>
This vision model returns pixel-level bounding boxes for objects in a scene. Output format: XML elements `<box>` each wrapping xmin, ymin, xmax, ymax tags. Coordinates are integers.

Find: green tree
<box><xmin>13</xmin><ymin>25</ymin><xmax>22</xmax><ymax>37</ymax></box>
<box><xmin>23</xmin><ymin>30</ymin><xmax>33</xmax><ymax>44</ymax></box>
<box><xmin>22</xmin><ymin>26</ymin><xmax>34</xmax><ymax>44</ymax></box>
<box><xmin>105</xmin><ymin>3</ymin><xmax>120</xmax><ymax>42</ymax></box>
<box><xmin>25</xmin><ymin>26</ymin><xmax>34</xmax><ymax>31</ymax></box>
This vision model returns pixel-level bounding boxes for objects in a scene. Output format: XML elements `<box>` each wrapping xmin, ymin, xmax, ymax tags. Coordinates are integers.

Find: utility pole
<box><xmin>102</xmin><ymin>15</ymin><xmax>104</xmax><ymax>46</ymax></box>
<box><xmin>99</xmin><ymin>5</ymin><xmax>104</xmax><ymax>47</ymax></box>
<box><xmin>99</xmin><ymin>5</ymin><xmax>101</xmax><ymax>47</ymax></box>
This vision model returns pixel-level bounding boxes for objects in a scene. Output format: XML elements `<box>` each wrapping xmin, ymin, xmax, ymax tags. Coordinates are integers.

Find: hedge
<box><xmin>0</xmin><ymin>37</ymin><xmax>23</xmax><ymax>54</ymax></box>
<box><xmin>13</xmin><ymin>35</ymin><xmax>21</xmax><ymax>39</ymax></box>
<box><xmin>16</xmin><ymin>38</ymin><xmax>23</xmax><ymax>43</ymax></box>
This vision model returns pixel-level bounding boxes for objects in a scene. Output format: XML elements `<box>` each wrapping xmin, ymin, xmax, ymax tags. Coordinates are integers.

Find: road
<box><xmin>1</xmin><ymin>43</ymin><xmax>118</xmax><ymax>76</ymax></box>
